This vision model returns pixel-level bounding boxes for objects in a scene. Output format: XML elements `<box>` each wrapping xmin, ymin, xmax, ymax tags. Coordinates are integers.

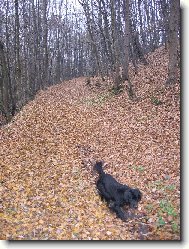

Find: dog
<box><xmin>94</xmin><ymin>161</ymin><xmax>142</xmax><ymax>220</ymax></box>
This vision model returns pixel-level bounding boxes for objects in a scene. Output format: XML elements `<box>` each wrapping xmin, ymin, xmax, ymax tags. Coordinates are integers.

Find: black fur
<box><xmin>94</xmin><ymin>161</ymin><xmax>142</xmax><ymax>220</ymax></box>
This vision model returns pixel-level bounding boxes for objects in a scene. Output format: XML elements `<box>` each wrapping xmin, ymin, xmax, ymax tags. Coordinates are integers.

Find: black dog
<box><xmin>94</xmin><ymin>161</ymin><xmax>142</xmax><ymax>220</ymax></box>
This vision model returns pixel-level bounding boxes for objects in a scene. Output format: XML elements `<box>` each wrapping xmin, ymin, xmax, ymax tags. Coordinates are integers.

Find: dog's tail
<box><xmin>94</xmin><ymin>161</ymin><xmax>105</xmax><ymax>176</ymax></box>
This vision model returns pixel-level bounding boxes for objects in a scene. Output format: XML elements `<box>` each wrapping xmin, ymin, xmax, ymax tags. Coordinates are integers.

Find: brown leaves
<box><xmin>0</xmin><ymin>48</ymin><xmax>180</xmax><ymax>240</ymax></box>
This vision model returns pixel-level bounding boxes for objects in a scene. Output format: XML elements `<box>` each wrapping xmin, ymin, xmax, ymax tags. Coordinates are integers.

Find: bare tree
<box><xmin>14</xmin><ymin>0</ymin><xmax>22</xmax><ymax>110</ymax></box>
<box><xmin>110</xmin><ymin>0</ymin><xmax>122</xmax><ymax>91</ymax></box>
<box><xmin>79</xmin><ymin>0</ymin><xmax>104</xmax><ymax>80</ymax></box>
<box><xmin>0</xmin><ymin>40</ymin><xmax>11</xmax><ymax>121</ymax></box>
<box><xmin>42</xmin><ymin>0</ymin><xmax>49</xmax><ymax>87</ymax></box>
<box><xmin>166</xmin><ymin>0</ymin><xmax>180</xmax><ymax>85</ymax></box>
<box><xmin>122</xmin><ymin>0</ymin><xmax>135</xmax><ymax>100</ymax></box>
<box><xmin>122</xmin><ymin>0</ymin><xmax>130</xmax><ymax>81</ymax></box>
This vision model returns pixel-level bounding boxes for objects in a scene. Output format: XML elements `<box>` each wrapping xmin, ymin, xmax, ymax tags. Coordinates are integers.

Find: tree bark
<box><xmin>79</xmin><ymin>0</ymin><xmax>104</xmax><ymax>80</ymax></box>
<box><xmin>122</xmin><ymin>0</ymin><xmax>130</xmax><ymax>81</ymax></box>
<box><xmin>14</xmin><ymin>0</ymin><xmax>22</xmax><ymax>109</ymax></box>
<box><xmin>122</xmin><ymin>0</ymin><xmax>135</xmax><ymax>100</ymax></box>
<box><xmin>166</xmin><ymin>0</ymin><xmax>180</xmax><ymax>85</ymax></box>
<box><xmin>42</xmin><ymin>0</ymin><xmax>49</xmax><ymax>86</ymax></box>
<box><xmin>110</xmin><ymin>0</ymin><xmax>121</xmax><ymax>91</ymax></box>
<box><xmin>0</xmin><ymin>41</ymin><xmax>11</xmax><ymax>121</ymax></box>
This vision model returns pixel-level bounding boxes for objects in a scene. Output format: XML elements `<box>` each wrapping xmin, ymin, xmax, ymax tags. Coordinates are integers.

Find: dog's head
<box><xmin>123</xmin><ymin>188</ymin><xmax>142</xmax><ymax>209</ymax></box>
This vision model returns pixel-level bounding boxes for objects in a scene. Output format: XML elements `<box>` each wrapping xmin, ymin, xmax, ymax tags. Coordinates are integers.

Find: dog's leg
<box><xmin>108</xmin><ymin>195</ymin><xmax>127</xmax><ymax>220</ymax></box>
<box><xmin>97</xmin><ymin>182</ymin><xmax>112</xmax><ymax>202</ymax></box>
<box><xmin>110</xmin><ymin>203</ymin><xmax>126</xmax><ymax>220</ymax></box>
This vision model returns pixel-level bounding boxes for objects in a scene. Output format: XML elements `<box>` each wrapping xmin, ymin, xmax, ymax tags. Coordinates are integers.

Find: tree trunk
<box><xmin>122</xmin><ymin>0</ymin><xmax>135</xmax><ymax>100</ymax></box>
<box><xmin>42</xmin><ymin>0</ymin><xmax>49</xmax><ymax>86</ymax></box>
<box><xmin>160</xmin><ymin>0</ymin><xmax>170</xmax><ymax>50</ymax></box>
<box><xmin>110</xmin><ymin>0</ymin><xmax>122</xmax><ymax>92</ymax></box>
<box><xmin>0</xmin><ymin>41</ymin><xmax>11</xmax><ymax>121</ymax></box>
<box><xmin>5</xmin><ymin>0</ymin><xmax>15</xmax><ymax>115</ymax></box>
<box><xmin>122</xmin><ymin>0</ymin><xmax>130</xmax><ymax>81</ymax></box>
<box><xmin>79</xmin><ymin>0</ymin><xmax>105</xmax><ymax>80</ymax></box>
<box><xmin>166</xmin><ymin>0</ymin><xmax>180</xmax><ymax>85</ymax></box>
<box><xmin>14</xmin><ymin>0</ymin><xmax>22</xmax><ymax>110</ymax></box>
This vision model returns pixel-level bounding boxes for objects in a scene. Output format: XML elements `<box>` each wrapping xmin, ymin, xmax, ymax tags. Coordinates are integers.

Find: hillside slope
<box><xmin>0</xmin><ymin>47</ymin><xmax>180</xmax><ymax>240</ymax></box>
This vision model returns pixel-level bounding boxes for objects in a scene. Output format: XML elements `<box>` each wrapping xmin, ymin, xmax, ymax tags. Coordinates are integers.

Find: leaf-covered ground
<box><xmin>0</xmin><ymin>47</ymin><xmax>180</xmax><ymax>240</ymax></box>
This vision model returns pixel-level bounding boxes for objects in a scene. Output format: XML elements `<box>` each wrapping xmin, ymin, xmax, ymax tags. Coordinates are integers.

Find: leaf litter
<box><xmin>0</xmin><ymin>47</ymin><xmax>180</xmax><ymax>240</ymax></box>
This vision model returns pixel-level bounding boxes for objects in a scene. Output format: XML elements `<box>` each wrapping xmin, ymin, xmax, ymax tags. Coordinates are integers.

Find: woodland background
<box><xmin>0</xmin><ymin>0</ymin><xmax>180</xmax><ymax>123</ymax></box>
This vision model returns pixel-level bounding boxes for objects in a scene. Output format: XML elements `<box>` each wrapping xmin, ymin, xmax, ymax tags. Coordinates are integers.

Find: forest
<box><xmin>0</xmin><ymin>0</ymin><xmax>180</xmax><ymax>241</ymax></box>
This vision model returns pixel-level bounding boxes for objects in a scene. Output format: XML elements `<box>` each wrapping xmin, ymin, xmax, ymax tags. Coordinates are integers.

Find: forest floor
<box><xmin>0</xmin><ymin>47</ymin><xmax>180</xmax><ymax>240</ymax></box>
